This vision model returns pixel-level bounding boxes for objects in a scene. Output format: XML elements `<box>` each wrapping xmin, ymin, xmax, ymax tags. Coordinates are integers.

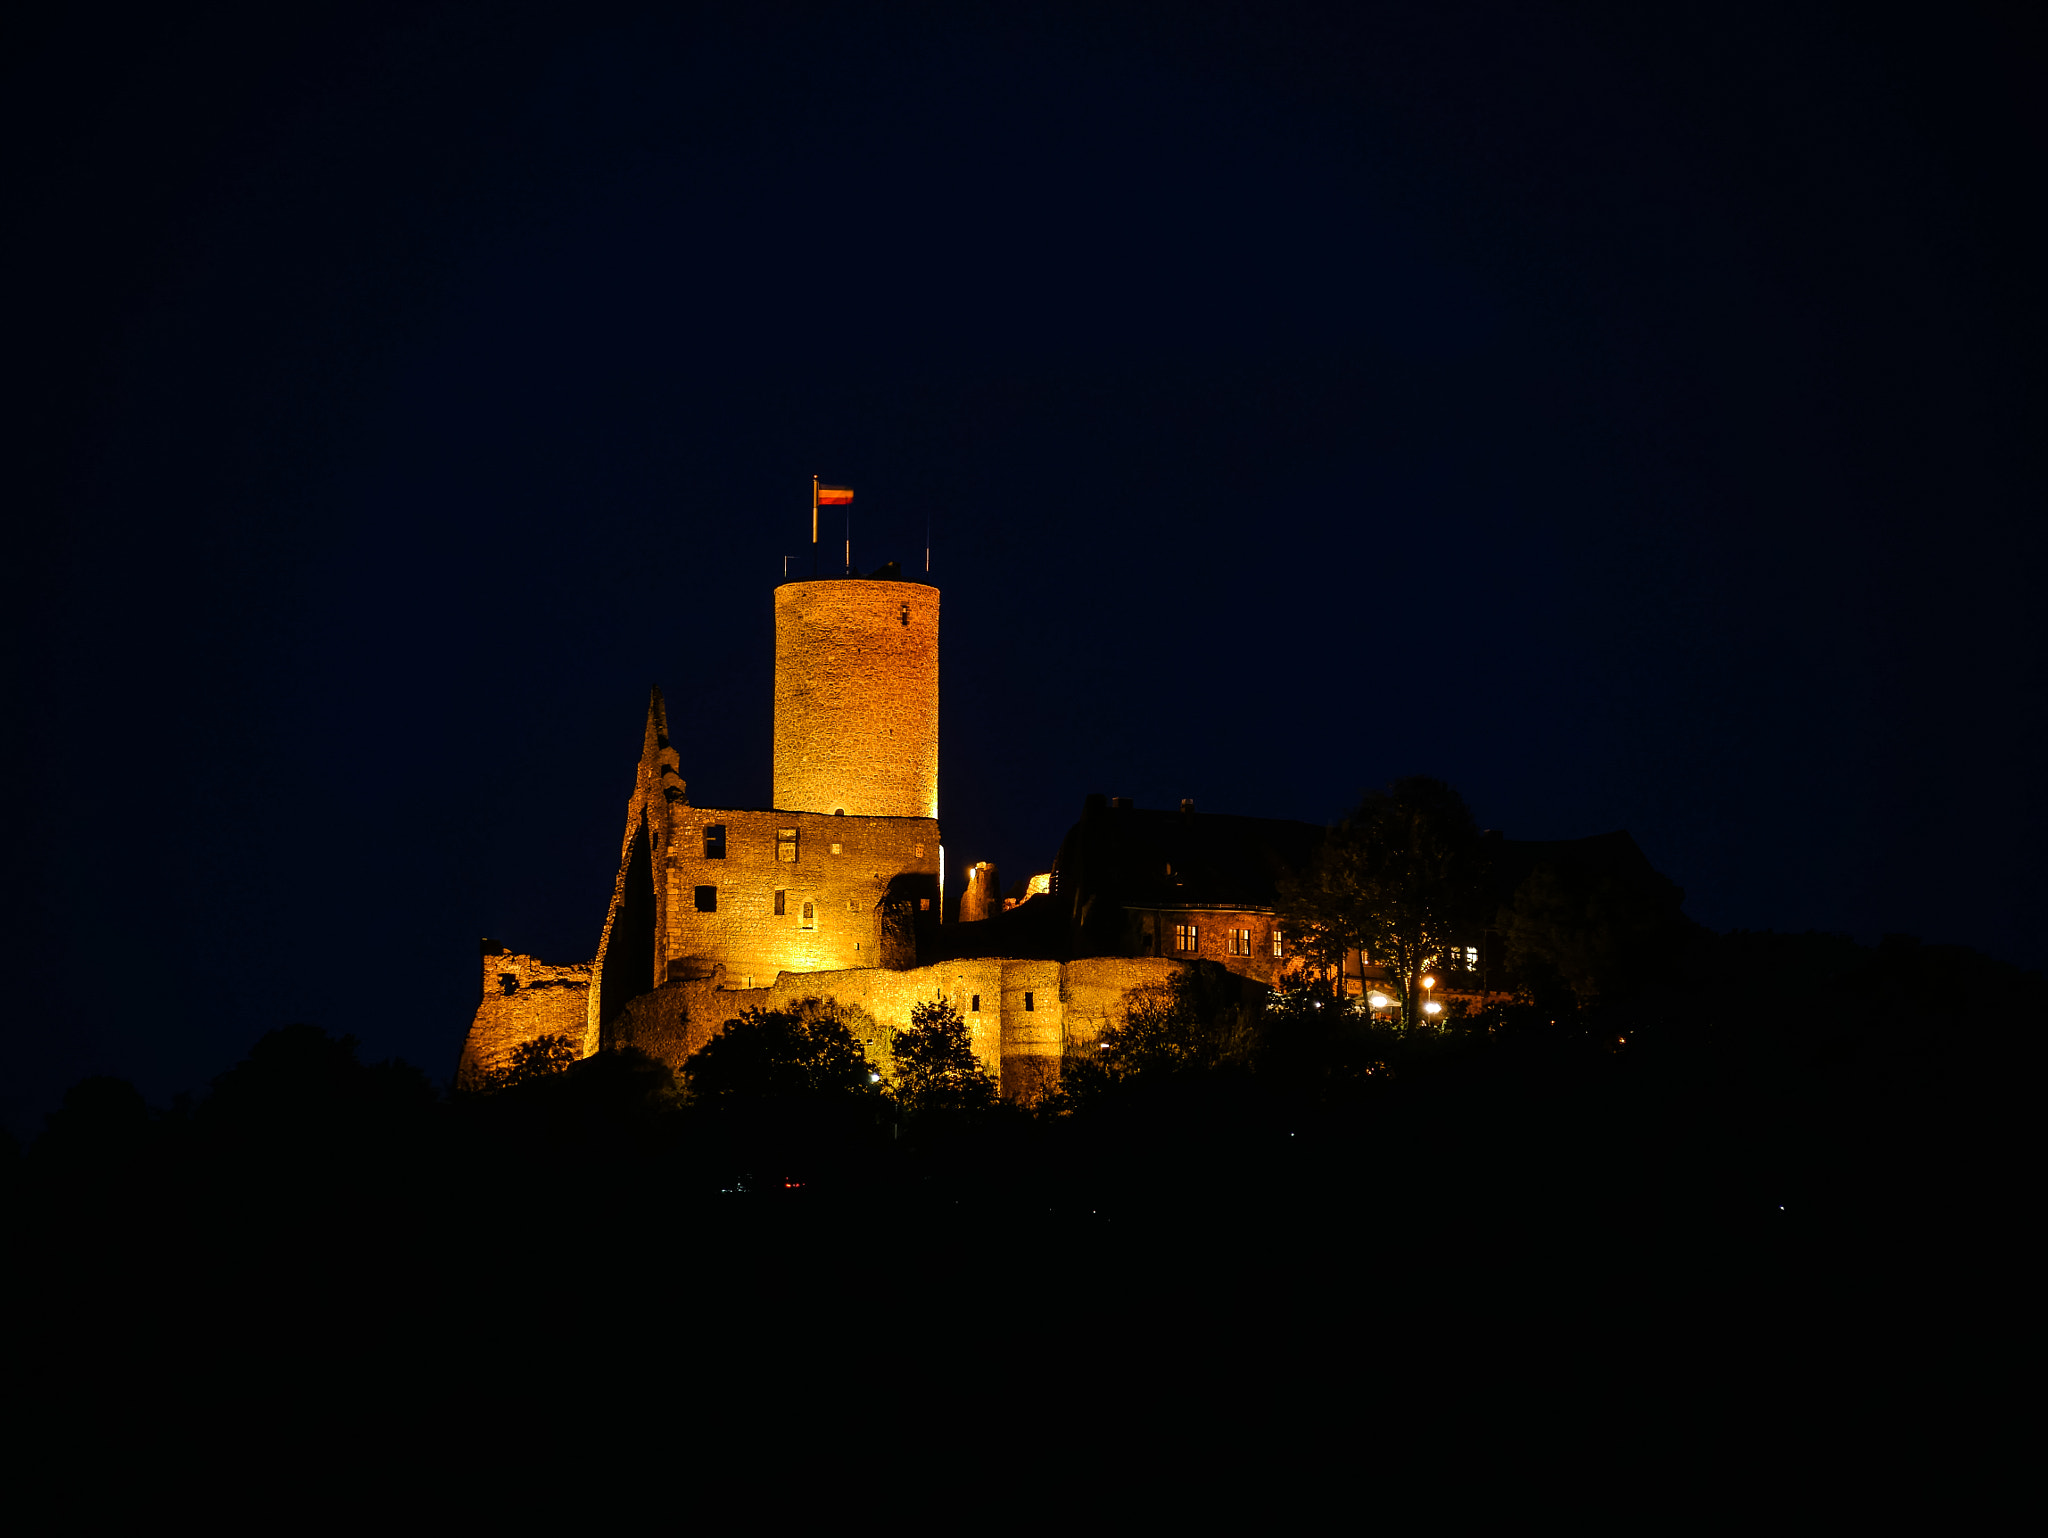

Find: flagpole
<box><xmin>811</xmin><ymin>475</ymin><xmax>818</xmax><ymax>579</ymax></box>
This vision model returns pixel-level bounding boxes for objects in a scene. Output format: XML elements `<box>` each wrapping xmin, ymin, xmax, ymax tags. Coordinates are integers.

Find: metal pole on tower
<box><xmin>811</xmin><ymin>476</ymin><xmax>819</xmax><ymax>579</ymax></box>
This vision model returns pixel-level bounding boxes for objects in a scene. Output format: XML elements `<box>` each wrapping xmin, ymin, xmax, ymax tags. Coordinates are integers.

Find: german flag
<box><xmin>815</xmin><ymin>485</ymin><xmax>854</xmax><ymax>505</ymax></box>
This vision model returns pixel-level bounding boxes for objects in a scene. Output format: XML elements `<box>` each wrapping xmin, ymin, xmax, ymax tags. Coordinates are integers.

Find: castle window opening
<box><xmin>1272</xmin><ymin>929</ymin><xmax>1285</xmax><ymax>958</ymax></box>
<box><xmin>970</xmin><ymin>995</ymin><xmax>980</xmax><ymax>1012</ymax></box>
<box><xmin>694</xmin><ymin>885</ymin><xmax>718</xmax><ymax>913</ymax></box>
<box><xmin>703</xmin><ymin>824</ymin><xmax>726</xmax><ymax>859</ymax></box>
<box><xmin>919</xmin><ymin>898</ymin><xmax>930</xmax><ymax>911</ymax></box>
<box><xmin>830</xmin><ymin>842</ymin><xmax>842</xmax><ymax>855</ymax></box>
<box><xmin>498</xmin><ymin>973</ymin><xmax>518</xmax><ymax>994</ymax></box>
<box><xmin>777</xmin><ymin>827</ymin><xmax>799</xmax><ymax>863</ymax></box>
<box><xmin>900</xmin><ymin>603</ymin><xmax>910</xmax><ymax>626</ymax></box>
<box><xmin>800</xmin><ymin>900</ymin><xmax>816</xmax><ymax>930</ymax></box>
<box><xmin>1175</xmin><ymin>923</ymin><xmax>1198</xmax><ymax>954</ymax></box>
<box><xmin>1024</xmin><ymin>992</ymin><xmax>1034</xmax><ymax>1012</ymax></box>
<box><xmin>774</xmin><ymin>889</ymin><xmax>787</xmax><ymax>917</ymax></box>
<box><xmin>1229</xmin><ymin>928</ymin><xmax>1253</xmax><ymax>957</ymax></box>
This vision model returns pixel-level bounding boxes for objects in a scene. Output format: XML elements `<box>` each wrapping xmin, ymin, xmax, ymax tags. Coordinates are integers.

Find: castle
<box><xmin>459</xmin><ymin>567</ymin><xmax>1200</xmax><ymax>1099</ymax></box>
<box><xmin>459</xmin><ymin>562</ymin><xmax>1671</xmax><ymax>1094</ymax></box>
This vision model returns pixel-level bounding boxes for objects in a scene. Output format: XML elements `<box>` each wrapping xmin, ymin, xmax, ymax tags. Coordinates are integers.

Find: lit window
<box><xmin>703</xmin><ymin>825</ymin><xmax>726</xmax><ymax>859</ymax></box>
<box><xmin>800</xmin><ymin>900</ymin><xmax>815</xmax><ymax>930</ymax></box>
<box><xmin>1272</xmin><ymin>930</ymin><xmax>1285</xmax><ymax>958</ymax></box>
<box><xmin>777</xmin><ymin>827</ymin><xmax>799</xmax><ymax>863</ymax></box>
<box><xmin>1464</xmin><ymin>946</ymin><xmax>1479</xmax><ymax>970</ymax></box>
<box><xmin>1175</xmin><ymin>924</ymin><xmax>1198</xmax><ymax>953</ymax></box>
<box><xmin>693</xmin><ymin>885</ymin><xmax>717</xmax><ymax>913</ymax></box>
<box><xmin>1229</xmin><ymin>928</ymin><xmax>1252</xmax><ymax>956</ymax></box>
<box><xmin>830</xmin><ymin>842</ymin><xmax>842</xmax><ymax>856</ymax></box>
<box><xmin>774</xmin><ymin>890</ymin><xmax>786</xmax><ymax>917</ymax></box>
<box><xmin>919</xmin><ymin>898</ymin><xmax>930</xmax><ymax>911</ymax></box>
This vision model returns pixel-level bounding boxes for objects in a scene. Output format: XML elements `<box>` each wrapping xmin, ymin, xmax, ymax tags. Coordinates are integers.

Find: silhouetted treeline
<box><xmin>9</xmin><ymin>927</ymin><xmax>2035</xmax><ymax>1274</ymax></box>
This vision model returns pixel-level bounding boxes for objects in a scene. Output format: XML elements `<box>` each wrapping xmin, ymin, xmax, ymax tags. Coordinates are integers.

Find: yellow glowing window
<box><xmin>830</xmin><ymin>842</ymin><xmax>842</xmax><ymax>856</ymax></box>
<box><xmin>1227</xmin><ymin>928</ymin><xmax>1252</xmax><ymax>956</ymax></box>
<box><xmin>1175</xmin><ymin>924</ymin><xmax>1198</xmax><ymax>953</ymax></box>
<box><xmin>919</xmin><ymin>898</ymin><xmax>930</xmax><ymax>911</ymax></box>
<box><xmin>1272</xmin><ymin>929</ymin><xmax>1285</xmax><ymax>958</ymax></box>
<box><xmin>777</xmin><ymin>828</ymin><xmax>799</xmax><ymax>863</ymax></box>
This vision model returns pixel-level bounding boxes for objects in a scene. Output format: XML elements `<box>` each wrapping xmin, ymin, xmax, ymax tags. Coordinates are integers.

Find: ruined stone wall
<box><xmin>588</xmin><ymin>689</ymin><xmax>686</xmax><ymax>1055</ymax></box>
<box><xmin>773</xmin><ymin>579</ymin><xmax>939</xmax><ymax>819</ymax></box>
<box><xmin>960</xmin><ymin>862</ymin><xmax>999</xmax><ymax>924</ymax></box>
<box><xmin>459</xmin><ymin>950</ymin><xmax>593</xmax><ymax>1083</ymax></box>
<box><xmin>660</xmin><ymin>807</ymin><xmax>939</xmax><ymax>984</ymax></box>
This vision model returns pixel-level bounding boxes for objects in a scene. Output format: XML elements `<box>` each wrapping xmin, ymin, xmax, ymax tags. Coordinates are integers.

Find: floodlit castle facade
<box><xmin>458</xmin><ymin>570</ymin><xmax>1187</xmax><ymax>1099</ymax></box>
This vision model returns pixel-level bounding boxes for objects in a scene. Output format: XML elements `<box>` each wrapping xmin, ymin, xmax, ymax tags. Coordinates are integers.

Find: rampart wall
<box><xmin>619</xmin><ymin>954</ymin><xmax>1191</xmax><ymax>1099</ymax></box>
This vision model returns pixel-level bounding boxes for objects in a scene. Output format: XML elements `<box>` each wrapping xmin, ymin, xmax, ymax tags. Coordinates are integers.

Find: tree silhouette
<box><xmin>890</xmin><ymin>998</ymin><xmax>996</xmax><ymax>1118</ymax></box>
<box><xmin>684</xmin><ymin>998</ymin><xmax>885</xmax><ymax>1106</ymax></box>
<box><xmin>1279</xmin><ymin>777</ymin><xmax>1489</xmax><ymax>1028</ymax></box>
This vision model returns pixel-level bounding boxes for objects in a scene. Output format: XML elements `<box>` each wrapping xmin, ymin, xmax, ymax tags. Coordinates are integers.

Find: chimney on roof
<box><xmin>1111</xmin><ymin>796</ymin><xmax>1132</xmax><ymax>810</ymax></box>
<box><xmin>1180</xmin><ymin>798</ymin><xmax>1196</xmax><ymax>815</ymax></box>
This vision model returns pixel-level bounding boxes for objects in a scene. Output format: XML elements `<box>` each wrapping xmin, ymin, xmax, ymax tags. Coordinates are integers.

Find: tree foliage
<box><xmin>1060</xmin><ymin>966</ymin><xmax>1260</xmax><ymax>1102</ymax></box>
<box><xmin>1279</xmin><ymin>776</ymin><xmax>1489</xmax><ymax>1027</ymax></box>
<box><xmin>683</xmin><ymin>997</ymin><xmax>885</xmax><ymax>1107</ymax></box>
<box><xmin>464</xmin><ymin>1033</ymin><xmax>580</xmax><ymax>1095</ymax></box>
<box><xmin>890</xmin><ymin>998</ymin><xmax>996</xmax><ymax>1118</ymax></box>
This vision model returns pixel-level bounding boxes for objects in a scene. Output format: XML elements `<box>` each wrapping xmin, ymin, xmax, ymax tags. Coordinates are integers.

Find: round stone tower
<box><xmin>773</xmin><ymin>578</ymin><xmax>939</xmax><ymax>819</ymax></box>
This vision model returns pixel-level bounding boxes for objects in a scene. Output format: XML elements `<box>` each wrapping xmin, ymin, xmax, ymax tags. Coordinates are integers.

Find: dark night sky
<box><xmin>4</xmin><ymin>1</ymin><xmax>2041</xmax><ymax>1130</ymax></box>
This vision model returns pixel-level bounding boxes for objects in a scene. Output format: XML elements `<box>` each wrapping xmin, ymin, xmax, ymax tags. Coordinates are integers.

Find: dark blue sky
<box><xmin>5</xmin><ymin>1</ymin><xmax>2041</xmax><ymax>1128</ymax></box>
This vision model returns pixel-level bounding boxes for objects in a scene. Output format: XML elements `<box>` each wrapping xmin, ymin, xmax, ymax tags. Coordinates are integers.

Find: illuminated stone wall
<box><xmin>458</xmin><ymin>949</ymin><xmax>592</xmax><ymax>1084</ymax></box>
<box><xmin>660</xmin><ymin>807</ymin><xmax>939</xmax><ymax>985</ymax></box>
<box><xmin>960</xmin><ymin>861</ymin><xmax>999</xmax><ymax>923</ymax></box>
<box><xmin>773</xmin><ymin>579</ymin><xmax>939</xmax><ymax>819</ymax></box>
<box><xmin>639</xmin><ymin>955</ymin><xmax>1191</xmax><ymax>1098</ymax></box>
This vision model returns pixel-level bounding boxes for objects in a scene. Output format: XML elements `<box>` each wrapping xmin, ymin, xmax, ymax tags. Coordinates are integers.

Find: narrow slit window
<box><xmin>1023</xmin><ymin>991</ymin><xmax>1034</xmax><ymax>1011</ymax></box>
<box><xmin>970</xmin><ymin>994</ymin><xmax>980</xmax><ymax>1012</ymax></box>
<box><xmin>773</xmin><ymin>889</ymin><xmax>786</xmax><ymax>917</ymax></box>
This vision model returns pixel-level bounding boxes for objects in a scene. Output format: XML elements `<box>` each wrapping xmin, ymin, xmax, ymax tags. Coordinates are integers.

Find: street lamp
<box><xmin>1421</xmin><ymin>973</ymin><xmax>1437</xmax><ymax>1027</ymax></box>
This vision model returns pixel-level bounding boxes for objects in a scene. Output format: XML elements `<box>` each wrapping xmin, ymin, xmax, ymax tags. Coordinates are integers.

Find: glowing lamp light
<box><xmin>1368</xmin><ymin>993</ymin><xmax>1390</xmax><ymax>1009</ymax></box>
<box><xmin>1421</xmin><ymin>975</ymin><xmax>1436</xmax><ymax>990</ymax></box>
<box><xmin>1423</xmin><ymin>1001</ymin><xmax>1443</xmax><ymax>1015</ymax></box>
